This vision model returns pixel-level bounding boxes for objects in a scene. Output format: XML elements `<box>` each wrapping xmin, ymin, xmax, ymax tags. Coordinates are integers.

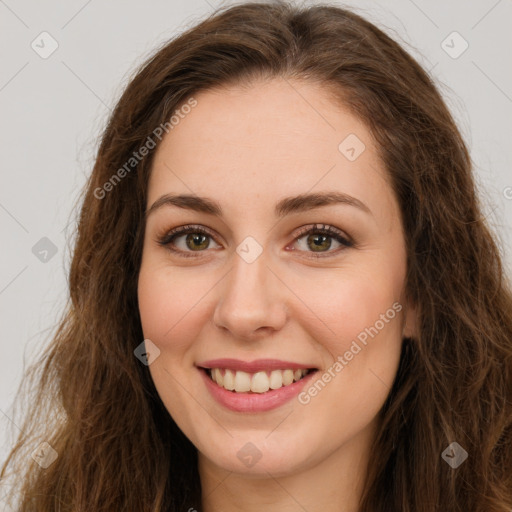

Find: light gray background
<box><xmin>1</xmin><ymin>0</ymin><xmax>511</xmax><ymax>484</ymax></box>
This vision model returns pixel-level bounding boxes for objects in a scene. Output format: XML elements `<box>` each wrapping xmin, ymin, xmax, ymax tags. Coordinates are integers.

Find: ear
<box><xmin>402</xmin><ymin>300</ymin><xmax>419</xmax><ymax>340</ymax></box>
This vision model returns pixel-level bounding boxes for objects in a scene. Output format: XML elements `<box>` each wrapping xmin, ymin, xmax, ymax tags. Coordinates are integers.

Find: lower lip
<box><xmin>199</xmin><ymin>368</ymin><xmax>318</xmax><ymax>413</ymax></box>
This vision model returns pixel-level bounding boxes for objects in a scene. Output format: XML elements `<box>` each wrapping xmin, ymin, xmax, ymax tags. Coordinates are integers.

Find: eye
<box><xmin>290</xmin><ymin>223</ymin><xmax>353</xmax><ymax>258</ymax></box>
<box><xmin>156</xmin><ymin>224</ymin><xmax>221</xmax><ymax>258</ymax></box>
<box><xmin>156</xmin><ymin>223</ymin><xmax>353</xmax><ymax>259</ymax></box>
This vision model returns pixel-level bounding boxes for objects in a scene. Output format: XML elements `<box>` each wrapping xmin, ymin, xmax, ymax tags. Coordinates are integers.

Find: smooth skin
<box><xmin>137</xmin><ymin>77</ymin><xmax>418</xmax><ymax>512</ymax></box>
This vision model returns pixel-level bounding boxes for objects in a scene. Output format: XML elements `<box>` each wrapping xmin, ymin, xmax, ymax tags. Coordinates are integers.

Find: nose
<box><xmin>212</xmin><ymin>249</ymin><xmax>288</xmax><ymax>341</ymax></box>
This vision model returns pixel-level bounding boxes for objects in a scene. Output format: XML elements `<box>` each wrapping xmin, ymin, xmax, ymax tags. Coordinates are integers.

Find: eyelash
<box><xmin>156</xmin><ymin>223</ymin><xmax>353</xmax><ymax>259</ymax></box>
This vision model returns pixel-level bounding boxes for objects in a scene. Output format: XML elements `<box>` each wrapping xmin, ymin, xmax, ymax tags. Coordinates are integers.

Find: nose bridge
<box><xmin>213</xmin><ymin>245</ymin><xmax>287</xmax><ymax>337</ymax></box>
<box><xmin>230</xmin><ymin>248</ymin><xmax>270</xmax><ymax>301</ymax></box>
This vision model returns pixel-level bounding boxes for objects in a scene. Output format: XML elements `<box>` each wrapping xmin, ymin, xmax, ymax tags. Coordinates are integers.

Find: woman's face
<box><xmin>137</xmin><ymin>78</ymin><xmax>417</xmax><ymax>478</ymax></box>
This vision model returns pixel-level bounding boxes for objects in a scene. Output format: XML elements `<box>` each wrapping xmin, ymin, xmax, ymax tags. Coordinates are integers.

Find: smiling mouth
<box><xmin>201</xmin><ymin>367</ymin><xmax>317</xmax><ymax>394</ymax></box>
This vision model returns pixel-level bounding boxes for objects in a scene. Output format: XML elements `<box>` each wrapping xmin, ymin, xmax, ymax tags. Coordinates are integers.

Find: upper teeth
<box><xmin>209</xmin><ymin>368</ymin><xmax>309</xmax><ymax>393</ymax></box>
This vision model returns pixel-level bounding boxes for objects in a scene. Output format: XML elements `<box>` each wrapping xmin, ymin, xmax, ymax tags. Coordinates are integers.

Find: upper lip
<box><xmin>196</xmin><ymin>358</ymin><xmax>317</xmax><ymax>373</ymax></box>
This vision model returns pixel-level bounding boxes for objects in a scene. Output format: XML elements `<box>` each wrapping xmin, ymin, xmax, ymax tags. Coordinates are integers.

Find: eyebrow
<box><xmin>145</xmin><ymin>191</ymin><xmax>372</xmax><ymax>219</ymax></box>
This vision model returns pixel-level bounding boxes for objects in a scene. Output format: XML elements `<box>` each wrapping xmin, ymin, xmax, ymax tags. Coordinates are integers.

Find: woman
<box><xmin>2</xmin><ymin>1</ymin><xmax>511</xmax><ymax>511</ymax></box>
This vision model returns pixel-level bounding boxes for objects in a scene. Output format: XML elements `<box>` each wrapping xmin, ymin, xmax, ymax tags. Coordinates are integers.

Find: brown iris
<box><xmin>308</xmin><ymin>234</ymin><xmax>332</xmax><ymax>252</ymax></box>
<box><xmin>186</xmin><ymin>233</ymin><xmax>210</xmax><ymax>251</ymax></box>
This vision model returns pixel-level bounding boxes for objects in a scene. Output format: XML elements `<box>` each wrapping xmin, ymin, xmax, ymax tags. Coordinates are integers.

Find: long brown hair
<box><xmin>2</xmin><ymin>2</ymin><xmax>511</xmax><ymax>510</ymax></box>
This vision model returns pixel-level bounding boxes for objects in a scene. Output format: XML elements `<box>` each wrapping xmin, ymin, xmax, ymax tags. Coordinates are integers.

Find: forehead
<box><xmin>148</xmin><ymin>78</ymin><xmax>397</xmax><ymax>224</ymax></box>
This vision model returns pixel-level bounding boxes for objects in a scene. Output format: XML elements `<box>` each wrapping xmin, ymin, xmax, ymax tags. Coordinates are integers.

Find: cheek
<box><xmin>137</xmin><ymin>263</ymin><xmax>212</xmax><ymax>353</ymax></box>
<box><xmin>295</xmin><ymin>265</ymin><xmax>404</xmax><ymax>413</ymax></box>
<box><xmin>292</xmin><ymin>279</ymin><xmax>402</xmax><ymax>435</ymax></box>
<box><xmin>295</xmin><ymin>266</ymin><xmax>402</xmax><ymax>353</ymax></box>
<box><xmin>137</xmin><ymin>263</ymin><xmax>213</xmax><ymax>424</ymax></box>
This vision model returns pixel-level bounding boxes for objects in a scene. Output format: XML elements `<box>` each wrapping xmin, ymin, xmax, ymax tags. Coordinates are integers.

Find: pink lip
<box><xmin>197</xmin><ymin>365</ymin><xmax>318</xmax><ymax>413</ymax></box>
<box><xmin>197</xmin><ymin>358</ymin><xmax>316</xmax><ymax>373</ymax></box>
